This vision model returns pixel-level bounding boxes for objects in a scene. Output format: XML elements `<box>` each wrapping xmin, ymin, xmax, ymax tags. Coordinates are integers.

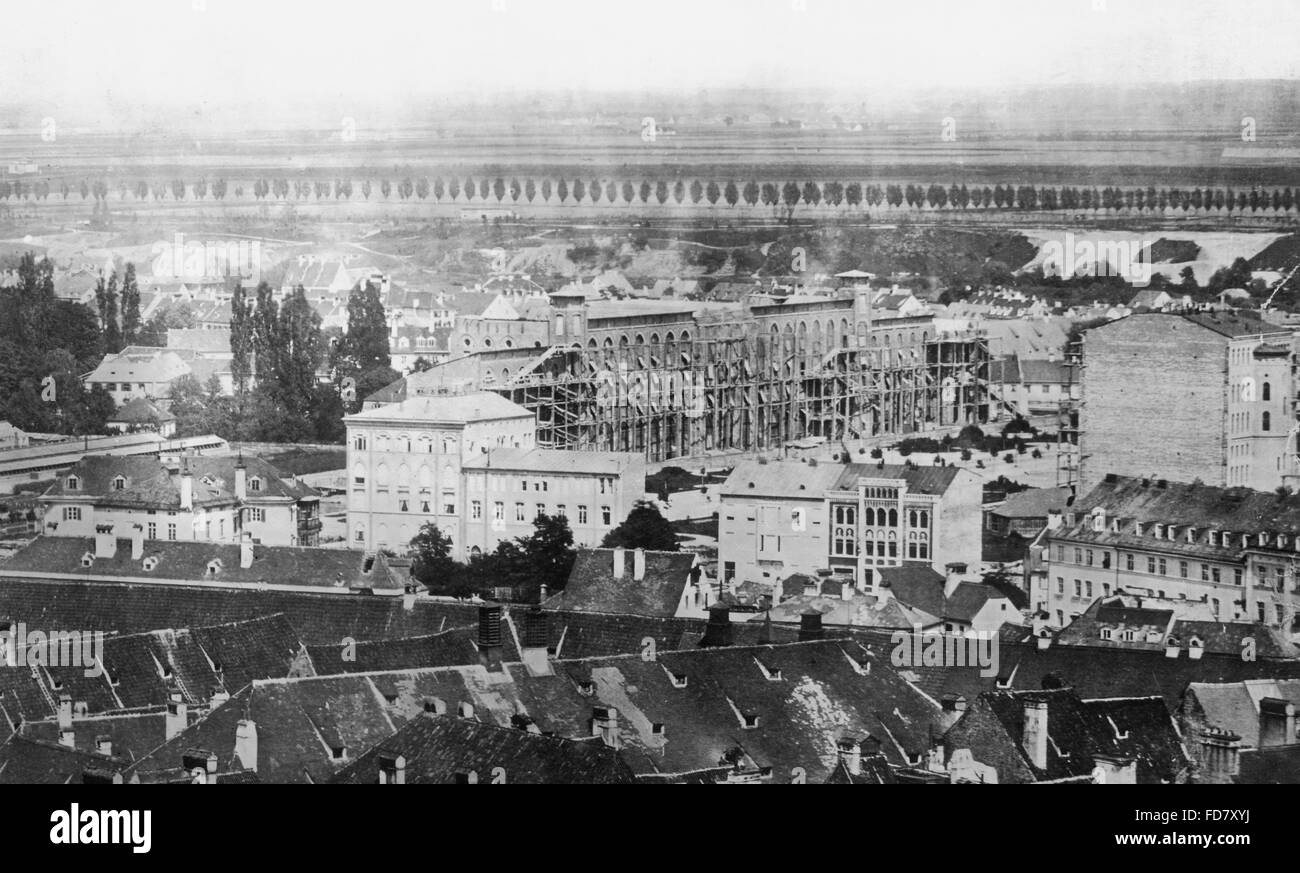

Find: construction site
<box><xmin>367</xmin><ymin>291</ymin><xmax>994</xmax><ymax>463</ymax></box>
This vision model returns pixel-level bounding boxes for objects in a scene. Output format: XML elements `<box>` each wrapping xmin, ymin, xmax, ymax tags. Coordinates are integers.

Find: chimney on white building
<box><xmin>944</xmin><ymin>563</ymin><xmax>967</xmax><ymax>599</ymax></box>
<box><xmin>234</xmin><ymin>719</ymin><xmax>258</xmax><ymax>772</ymax></box>
<box><xmin>837</xmin><ymin>738</ymin><xmax>863</xmax><ymax>776</ymax></box>
<box><xmin>592</xmin><ymin>706</ymin><xmax>620</xmax><ymax>749</ymax></box>
<box><xmin>165</xmin><ymin>690</ymin><xmax>187</xmax><ymax>741</ymax></box>
<box><xmin>179</xmin><ymin>461</ymin><xmax>194</xmax><ymax>511</ymax></box>
<box><xmin>57</xmin><ymin>693</ymin><xmax>73</xmax><ymax>730</ymax></box>
<box><xmin>234</xmin><ymin>458</ymin><xmax>247</xmax><ymax>501</ymax></box>
<box><xmin>612</xmin><ymin>547</ymin><xmax>626</xmax><ymax>578</ymax></box>
<box><xmin>240</xmin><ymin>532</ymin><xmax>254</xmax><ymax>570</ymax></box>
<box><xmin>1022</xmin><ymin>699</ymin><xmax>1049</xmax><ymax>771</ymax></box>
<box><xmin>130</xmin><ymin>523</ymin><xmax>144</xmax><ymax>560</ymax></box>
<box><xmin>94</xmin><ymin>735</ymin><xmax>113</xmax><ymax>757</ymax></box>
<box><xmin>633</xmin><ymin>548</ymin><xmax>646</xmax><ymax>581</ymax></box>
<box><xmin>94</xmin><ymin>525</ymin><xmax>116</xmax><ymax>559</ymax></box>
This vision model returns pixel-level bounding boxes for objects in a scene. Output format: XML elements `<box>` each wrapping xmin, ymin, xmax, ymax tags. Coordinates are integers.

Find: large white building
<box><xmin>40</xmin><ymin>454</ymin><xmax>320</xmax><ymax>547</ymax></box>
<box><xmin>344</xmin><ymin>392</ymin><xmax>644</xmax><ymax>559</ymax></box>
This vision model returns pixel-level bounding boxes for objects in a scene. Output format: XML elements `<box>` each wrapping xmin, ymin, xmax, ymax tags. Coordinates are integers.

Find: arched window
<box><xmin>863</xmin><ymin>507</ymin><xmax>875</xmax><ymax>526</ymax></box>
<box><xmin>1263</xmin><ymin>382</ymin><xmax>1271</xmax><ymax>401</ymax></box>
<box><xmin>908</xmin><ymin>510</ymin><xmax>918</xmax><ymax>527</ymax></box>
<box><xmin>919</xmin><ymin>510</ymin><xmax>929</xmax><ymax>529</ymax></box>
<box><xmin>1263</xmin><ymin>411</ymin><xmax>1271</xmax><ymax>432</ymax></box>
<box><xmin>888</xmin><ymin>508</ymin><xmax>898</xmax><ymax>527</ymax></box>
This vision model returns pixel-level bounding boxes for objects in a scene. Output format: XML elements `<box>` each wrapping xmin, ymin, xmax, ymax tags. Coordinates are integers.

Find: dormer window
<box><xmin>1154</xmin><ymin>524</ymin><xmax>1164</xmax><ymax>539</ymax></box>
<box><xmin>111</xmin><ymin>476</ymin><xmax>126</xmax><ymax>491</ymax></box>
<box><xmin>1280</xmin><ymin>534</ymin><xmax>1290</xmax><ymax>549</ymax></box>
<box><xmin>66</xmin><ymin>475</ymin><xmax>79</xmax><ymax>490</ymax></box>
<box><xmin>1100</xmin><ymin>628</ymin><xmax>1113</xmax><ymax>640</ymax></box>
<box><xmin>205</xmin><ymin>559</ymin><xmax>222</xmax><ymax>576</ymax></box>
<box><xmin>249</xmin><ymin>477</ymin><xmax>262</xmax><ymax>493</ymax></box>
<box><xmin>1111</xmin><ymin>518</ymin><xmax>1120</xmax><ymax>533</ymax></box>
<box><xmin>1134</xmin><ymin>522</ymin><xmax>1143</xmax><ymax>536</ymax></box>
<box><xmin>1209</xmin><ymin>531</ymin><xmax>1218</xmax><ymax>547</ymax></box>
<box><xmin>1259</xmin><ymin>533</ymin><xmax>1268</xmax><ymax>548</ymax></box>
<box><xmin>1186</xmin><ymin>528</ymin><xmax>1196</xmax><ymax>544</ymax></box>
<box><xmin>1241</xmin><ymin>534</ymin><xmax>1250</xmax><ymax>549</ymax></box>
<box><xmin>143</xmin><ymin>556</ymin><xmax>159</xmax><ymax>571</ymax></box>
<box><xmin>741</xmin><ymin>713</ymin><xmax>760</xmax><ymax>729</ymax></box>
<box><xmin>666</xmin><ymin>668</ymin><xmax>688</xmax><ymax>688</ymax></box>
<box><xmin>80</xmin><ymin>552</ymin><xmax>94</xmax><ymax>568</ymax></box>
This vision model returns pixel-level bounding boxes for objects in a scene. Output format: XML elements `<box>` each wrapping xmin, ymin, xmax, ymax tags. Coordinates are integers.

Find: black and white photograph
<box><xmin>0</xmin><ymin>0</ymin><xmax>1295</xmax><ymax>840</ymax></box>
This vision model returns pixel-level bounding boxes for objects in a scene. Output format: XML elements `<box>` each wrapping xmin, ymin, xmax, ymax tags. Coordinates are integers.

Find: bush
<box><xmin>960</xmin><ymin>449</ymin><xmax>972</xmax><ymax>461</ymax></box>
<box><xmin>870</xmin><ymin>447</ymin><xmax>883</xmax><ymax>459</ymax></box>
<box><xmin>1004</xmin><ymin>453</ymin><xmax>1015</xmax><ymax>463</ymax></box>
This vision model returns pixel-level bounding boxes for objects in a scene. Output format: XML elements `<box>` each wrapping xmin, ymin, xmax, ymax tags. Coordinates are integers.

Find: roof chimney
<box><xmin>130</xmin><ymin>523</ymin><xmax>144</xmax><ymax>560</ymax></box>
<box><xmin>1259</xmin><ymin>697</ymin><xmax>1298</xmax><ymax>749</ymax></box>
<box><xmin>234</xmin><ymin>719</ymin><xmax>258</xmax><ymax>772</ymax></box>
<box><xmin>239</xmin><ymin>532</ymin><xmax>254</xmax><ymax>569</ymax></box>
<box><xmin>612</xmin><ymin>547</ymin><xmax>626</xmax><ymax>578</ymax></box>
<box><xmin>59</xmin><ymin>727</ymin><xmax>76</xmax><ymax>748</ymax></box>
<box><xmin>57</xmin><ymin>692</ymin><xmax>73</xmax><ymax>730</ymax></box>
<box><xmin>1022</xmin><ymin>699</ymin><xmax>1049</xmax><ymax>771</ymax></box>
<box><xmin>700</xmin><ymin>604</ymin><xmax>733</xmax><ymax>647</ymax></box>
<box><xmin>633</xmin><ymin>548</ymin><xmax>646</xmax><ymax>581</ymax></box>
<box><xmin>520</xmin><ymin>606</ymin><xmax>552</xmax><ymax>676</ymax></box>
<box><xmin>477</xmin><ymin>603</ymin><xmax>503</xmax><ymax>671</ymax></box>
<box><xmin>592</xmin><ymin>706</ymin><xmax>620</xmax><ymax>749</ymax></box>
<box><xmin>799</xmin><ymin>610</ymin><xmax>824</xmax><ymax>642</ymax></box>
<box><xmin>378</xmin><ymin>752</ymin><xmax>406</xmax><ymax>784</ymax></box>
<box><xmin>944</xmin><ymin>563</ymin><xmax>967</xmax><ymax>599</ymax></box>
<box><xmin>837</xmin><ymin>738</ymin><xmax>862</xmax><ymax>776</ymax></box>
<box><xmin>179</xmin><ymin>463</ymin><xmax>193</xmax><ymax>511</ymax></box>
<box><xmin>94</xmin><ymin>525</ymin><xmax>116</xmax><ymax>559</ymax></box>
<box><xmin>234</xmin><ymin>459</ymin><xmax>247</xmax><ymax>501</ymax></box>
<box><xmin>165</xmin><ymin>690</ymin><xmax>188</xmax><ymax>740</ymax></box>
<box><xmin>94</xmin><ymin>735</ymin><xmax>113</xmax><ymax>757</ymax></box>
<box><xmin>1198</xmin><ymin>727</ymin><xmax>1242</xmax><ymax>782</ymax></box>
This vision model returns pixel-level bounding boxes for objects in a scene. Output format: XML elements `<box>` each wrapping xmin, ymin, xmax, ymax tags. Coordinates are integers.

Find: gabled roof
<box><xmin>0</xmin><ymin>735</ymin><xmax>133</xmax><ymax>784</ymax></box>
<box><xmin>721</xmin><ymin>459</ymin><xmax>962</xmax><ymax>498</ymax></box>
<box><xmin>991</xmin><ymin>486</ymin><xmax>1072</xmax><ymax>520</ymax></box>
<box><xmin>42</xmin><ymin>454</ymin><xmax>313</xmax><ymax>508</ymax></box>
<box><xmin>331</xmin><ymin>713</ymin><xmax>636</xmax><ymax>784</ymax></box>
<box><xmin>544</xmin><ymin>549</ymin><xmax>699</xmax><ymax>618</ymax></box>
<box><xmin>106</xmin><ymin>397</ymin><xmax>176</xmax><ymax>425</ymax></box>
<box><xmin>344</xmin><ymin>391</ymin><xmax>532</xmax><ymax>425</ymax></box>
<box><xmin>945</xmin><ymin>688</ymin><xmax>1189</xmax><ymax>783</ymax></box>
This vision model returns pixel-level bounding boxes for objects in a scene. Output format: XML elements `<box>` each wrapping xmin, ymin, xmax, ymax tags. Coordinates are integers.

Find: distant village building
<box><xmin>0</xmin><ymin>421</ymin><xmax>30</xmax><ymax>451</ymax></box>
<box><xmin>105</xmin><ymin>398</ymin><xmax>177</xmax><ymax>437</ymax></box>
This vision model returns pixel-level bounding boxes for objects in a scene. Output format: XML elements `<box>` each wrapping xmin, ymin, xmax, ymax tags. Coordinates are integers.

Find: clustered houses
<box><xmin>1080</xmin><ymin>312</ymin><xmax>1300</xmax><ymax>495</ymax></box>
<box><xmin>343</xmin><ymin>391</ymin><xmax>643</xmax><ymax>559</ymax></box>
<box><xmin>1037</xmin><ymin>473</ymin><xmax>1300</xmax><ymax>632</ymax></box>
<box><xmin>717</xmin><ymin>458</ymin><xmax>981</xmax><ymax>590</ymax></box>
<box><xmin>39</xmin><ymin>454</ymin><xmax>321</xmax><ymax>547</ymax></box>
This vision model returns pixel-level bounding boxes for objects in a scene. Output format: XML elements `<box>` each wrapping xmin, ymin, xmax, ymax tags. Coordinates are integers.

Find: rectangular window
<box><xmin>63</xmin><ymin>506</ymin><xmax>81</xmax><ymax>521</ymax></box>
<box><xmin>147</xmin><ymin>522</ymin><xmax>156</xmax><ymax>539</ymax></box>
<box><xmin>536</xmin><ymin>503</ymin><xmax>545</xmax><ymax>518</ymax></box>
<box><xmin>1085</xmin><ymin>550</ymin><xmax>1094</xmax><ymax>567</ymax></box>
<box><xmin>556</xmin><ymin>504</ymin><xmax>566</xmax><ymax>518</ymax></box>
<box><xmin>1074</xmin><ymin>548</ymin><xmax>1082</xmax><ymax>564</ymax></box>
<box><xmin>1179</xmin><ymin>560</ymin><xmax>1188</xmax><ymax>578</ymax></box>
<box><xmin>494</xmin><ymin>501</ymin><xmax>504</xmax><ymax>520</ymax></box>
<box><xmin>578</xmin><ymin>505</ymin><xmax>588</xmax><ymax>524</ymax></box>
<box><xmin>515</xmin><ymin>503</ymin><xmax>526</xmax><ymax>522</ymax></box>
<box><xmin>1233</xmin><ymin>568</ymin><xmax>1243</xmax><ymax>586</ymax></box>
<box><xmin>167</xmin><ymin>524</ymin><xmax>177</xmax><ymax>541</ymax></box>
<box><xmin>1158</xmin><ymin>558</ymin><xmax>1167</xmax><ymax>576</ymax></box>
<box><xmin>1056</xmin><ymin>577</ymin><xmax>1064</xmax><ymax>595</ymax></box>
<box><xmin>1147</xmin><ymin>557</ymin><xmax>1156</xmax><ymax>574</ymax></box>
<box><xmin>1125</xmin><ymin>554</ymin><xmax>1134</xmax><ymax>571</ymax></box>
<box><xmin>1056</xmin><ymin>545</ymin><xmax>1064</xmax><ymax>562</ymax></box>
<box><xmin>520</xmin><ymin>479</ymin><xmax>527</xmax><ymax>491</ymax></box>
<box><xmin>1085</xmin><ymin>580</ymin><xmax>1093</xmax><ymax>597</ymax></box>
<box><xmin>248</xmin><ymin>507</ymin><xmax>265</xmax><ymax>522</ymax></box>
<box><xmin>601</xmin><ymin>506</ymin><xmax>612</xmax><ymax>525</ymax></box>
<box><xmin>1212</xmin><ymin>568</ymin><xmax>1221</xmax><ymax>583</ymax></box>
<box><xmin>1201</xmin><ymin>564</ymin><xmax>1210</xmax><ymax>582</ymax></box>
<box><xmin>471</xmin><ymin>500</ymin><xmax>482</xmax><ymax>520</ymax></box>
<box><xmin>1074</xmin><ymin>579</ymin><xmax>1082</xmax><ymax>596</ymax></box>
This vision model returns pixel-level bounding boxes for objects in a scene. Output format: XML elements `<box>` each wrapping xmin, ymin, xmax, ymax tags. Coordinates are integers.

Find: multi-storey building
<box><xmin>717</xmin><ymin>459</ymin><xmax>981</xmax><ymax>590</ymax></box>
<box><xmin>344</xmin><ymin>392</ymin><xmax>643</xmax><ymax>559</ymax></box>
<box><xmin>40</xmin><ymin>454</ymin><xmax>319</xmax><ymax>547</ymax></box>
<box><xmin>368</xmin><ymin>287</ymin><xmax>991</xmax><ymax>463</ymax></box>
<box><xmin>1080</xmin><ymin>312</ymin><xmax>1299</xmax><ymax>494</ymax></box>
<box><xmin>1038</xmin><ymin>473</ymin><xmax>1300</xmax><ymax>632</ymax></box>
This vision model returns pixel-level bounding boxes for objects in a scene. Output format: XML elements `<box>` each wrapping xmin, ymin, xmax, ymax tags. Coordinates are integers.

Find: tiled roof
<box><xmin>0</xmin><ymin>578</ymin><xmax>492</xmax><ymax>646</ymax></box>
<box><xmin>463</xmin><ymin>447</ymin><xmax>640</xmax><ymax>476</ymax></box>
<box><xmin>106</xmin><ymin>397</ymin><xmax>176</xmax><ymax>424</ymax></box>
<box><xmin>544</xmin><ymin>549</ymin><xmax>698</xmax><ymax>618</ymax></box>
<box><xmin>877</xmin><ymin>565</ymin><xmax>1008</xmax><ymax>625</ymax></box>
<box><xmin>946</xmin><ymin>688</ymin><xmax>1189</xmax><ymax>783</ymax></box>
<box><xmin>344</xmin><ymin>391</ymin><xmax>532</xmax><ymax>425</ymax></box>
<box><xmin>331</xmin><ymin>713</ymin><xmax>637</xmax><ymax>784</ymax></box>
<box><xmin>0</xmin><ymin>735</ymin><xmax>133</xmax><ymax>784</ymax></box>
<box><xmin>86</xmin><ymin>347</ymin><xmax>191</xmax><ymax>385</ymax></box>
<box><xmin>721</xmin><ymin>460</ymin><xmax>961</xmax><ymax>498</ymax></box>
<box><xmin>1186</xmin><ymin>679</ymin><xmax>1300</xmax><ymax>748</ymax></box>
<box><xmin>991</xmin><ymin>486</ymin><xmax>1072</xmax><ymax>520</ymax></box>
<box><xmin>1017</xmin><ymin>359</ymin><xmax>1072</xmax><ymax>385</ymax></box>
<box><xmin>42</xmin><ymin>454</ymin><xmax>312</xmax><ymax>507</ymax></box>
<box><xmin>1</xmin><ymin>538</ymin><xmax>403</xmax><ymax>592</ymax></box>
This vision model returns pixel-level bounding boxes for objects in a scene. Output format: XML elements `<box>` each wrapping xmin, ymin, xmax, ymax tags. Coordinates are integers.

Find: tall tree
<box><xmin>601</xmin><ymin>500</ymin><xmax>679</xmax><ymax>551</ymax></box>
<box><xmin>120</xmin><ymin>263</ymin><xmax>141</xmax><ymax>344</ymax></box>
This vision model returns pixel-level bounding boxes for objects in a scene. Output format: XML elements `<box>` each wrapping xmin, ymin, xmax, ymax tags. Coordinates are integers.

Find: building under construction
<box><xmin>366</xmin><ymin>289</ymin><xmax>992</xmax><ymax>463</ymax></box>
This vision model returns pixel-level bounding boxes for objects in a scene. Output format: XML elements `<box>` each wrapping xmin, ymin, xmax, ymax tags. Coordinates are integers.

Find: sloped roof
<box><xmin>0</xmin><ymin>735</ymin><xmax>133</xmax><ymax>784</ymax></box>
<box><xmin>1</xmin><ymin>537</ymin><xmax>401</xmax><ymax>592</ymax></box>
<box><xmin>344</xmin><ymin>391</ymin><xmax>532</xmax><ymax>425</ymax></box>
<box><xmin>1187</xmin><ymin>679</ymin><xmax>1300</xmax><ymax>748</ymax></box>
<box><xmin>544</xmin><ymin>549</ymin><xmax>697</xmax><ymax>618</ymax></box>
<box><xmin>992</xmin><ymin>486</ymin><xmax>1072</xmax><ymax>520</ymax></box>
<box><xmin>721</xmin><ymin>459</ymin><xmax>961</xmax><ymax>498</ymax></box>
<box><xmin>946</xmin><ymin>688</ymin><xmax>1188</xmax><ymax>783</ymax></box>
<box><xmin>42</xmin><ymin>454</ymin><xmax>313</xmax><ymax>508</ymax></box>
<box><xmin>106</xmin><ymin>397</ymin><xmax>176</xmax><ymax>425</ymax></box>
<box><xmin>86</xmin><ymin>347</ymin><xmax>191</xmax><ymax>385</ymax></box>
<box><xmin>331</xmin><ymin>713</ymin><xmax>636</xmax><ymax>784</ymax></box>
<box><xmin>463</xmin><ymin>447</ymin><xmax>640</xmax><ymax>476</ymax></box>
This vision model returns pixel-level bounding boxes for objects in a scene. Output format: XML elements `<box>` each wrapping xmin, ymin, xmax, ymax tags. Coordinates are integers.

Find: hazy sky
<box><xmin>3</xmin><ymin>0</ymin><xmax>1297</xmax><ymax>112</ymax></box>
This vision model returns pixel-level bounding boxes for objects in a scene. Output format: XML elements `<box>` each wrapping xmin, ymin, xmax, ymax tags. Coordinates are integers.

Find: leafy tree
<box><xmin>724</xmin><ymin>180</ymin><xmax>739</xmax><ymax>206</ymax></box>
<box><xmin>409</xmin><ymin>523</ymin><xmax>469</xmax><ymax>596</ymax></box>
<box><xmin>601</xmin><ymin>499</ymin><xmax>678</xmax><ymax>551</ymax></box>
<box><xmin>622</xmin><ymin>180</ymin><xmax>635</xmax><ymax>203</ymax></box>
<box><xmin>120</xmin><ymin>263</ymin><xmax>141</xmax><ymax>344</ymax></box>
